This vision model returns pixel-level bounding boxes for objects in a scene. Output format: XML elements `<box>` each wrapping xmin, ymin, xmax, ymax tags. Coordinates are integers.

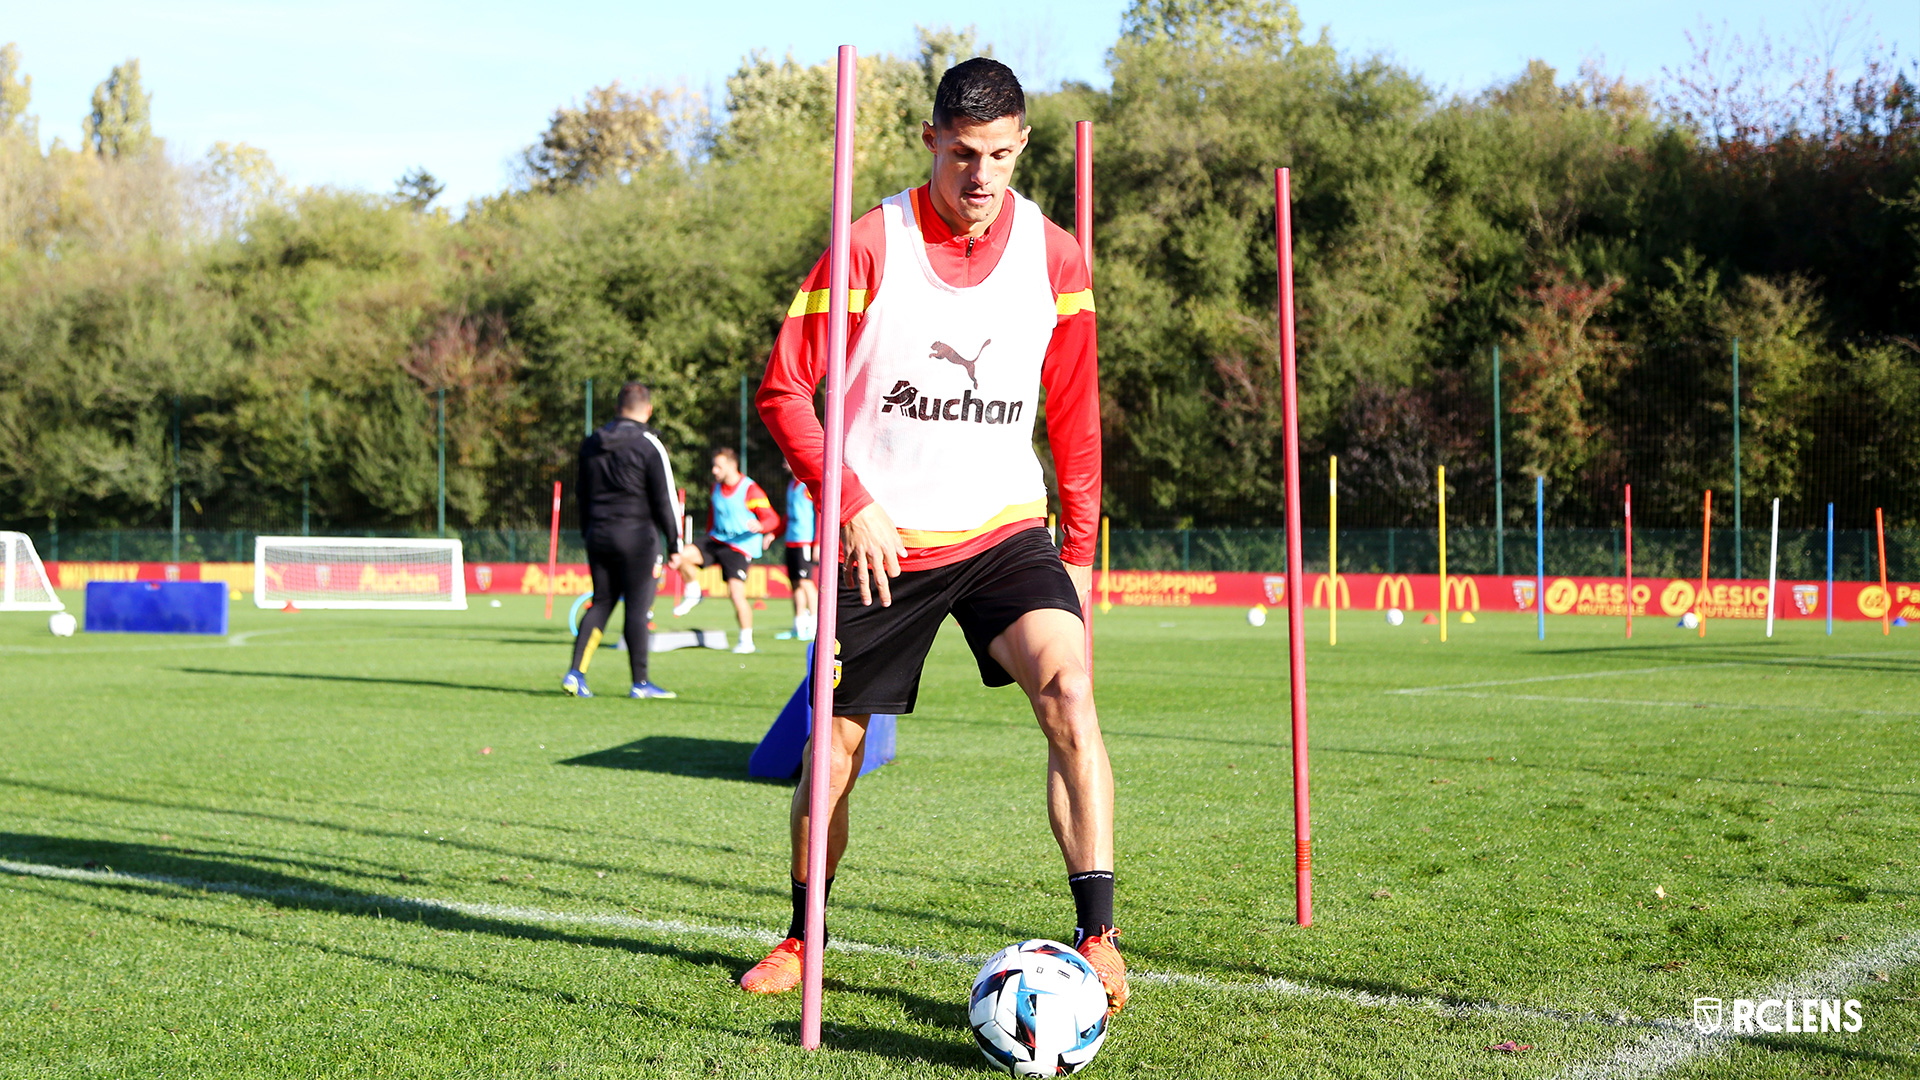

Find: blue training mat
<box><xmin>748</xmin><ymin>643</ymin><xmax>895</xmax><ymax>780</ymax></box>
<box><xmin>84</xmin><ymin>581</ymin><xmax>229</xmax><ymax>635</ymax></box>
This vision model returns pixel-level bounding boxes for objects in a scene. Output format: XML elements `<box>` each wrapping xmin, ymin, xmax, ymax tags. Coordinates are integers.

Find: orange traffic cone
<box><xmin>1421</xmin><ymin>612</ymin><xmax>1438</xmax><ymax>625</ymax></box>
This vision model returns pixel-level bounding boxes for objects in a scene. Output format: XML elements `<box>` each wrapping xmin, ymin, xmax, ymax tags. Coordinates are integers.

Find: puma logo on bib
<box><xmin>929</xmin><ymin>339</ymin><xmax>989</xmax><ymax>388</ymax></box>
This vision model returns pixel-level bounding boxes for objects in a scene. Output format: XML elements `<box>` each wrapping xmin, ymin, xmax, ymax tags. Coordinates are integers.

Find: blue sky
<box><xmin>7</xmin><ymin>1</ymin><xmax>1913</xmax><ymax>207</ymax></box>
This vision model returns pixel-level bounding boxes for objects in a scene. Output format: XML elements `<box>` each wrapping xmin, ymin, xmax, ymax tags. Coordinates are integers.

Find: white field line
<box><xmin>1556</xmin><ymin>929</ymin><xmax>1920</xmax><ymax>1080</ymax></box>
<box><xmin>1388</xmin><ymin>652</ymin><xmax>1913</xmax><ymax>698</ymax></box>
<box><xmin>1399</xmin><ymin>690</ymin><xmax>1920</xmax><ymax>718</ymax></box>
<box><xmin>0</xmin><ymin>858</ymin><xmax>1635</xmax><ymax>1029</ymax></box>
<box><xmin>0</xmin><ymin>634</ymin><xmax>422</xmax><ymax>657</ymax></box>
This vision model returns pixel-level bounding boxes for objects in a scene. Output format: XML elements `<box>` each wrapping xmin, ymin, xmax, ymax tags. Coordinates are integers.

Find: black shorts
<box><xmin>831</xmin><ymin>527</ymin><xmax>1081</xmax><ymax>715</ymax></box>
<box><xmin>696</xmin><ymin>537</ymin><xmax>751</xmax><ymax>582</ymax></box>
<box><xmin>784</xmin><ymin>544</ymin><xmax>816</xmax><ymax>584</ymax></box>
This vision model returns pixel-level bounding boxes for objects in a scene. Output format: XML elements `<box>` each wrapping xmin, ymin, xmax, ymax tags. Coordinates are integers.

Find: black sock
<box><xmin>1068</xmin><ymin>871</ymin><xmax>1115</xmax><ymax>940</ymax></box>
<box><xmin>785</xmin><ymin>876</ymin><xmax>834</xmax><ymax>942</ymax></box>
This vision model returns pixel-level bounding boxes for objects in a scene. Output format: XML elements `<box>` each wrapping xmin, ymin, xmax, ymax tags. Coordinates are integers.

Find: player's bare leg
<box><xmin>741</xmin><ymin>713</ymin><xmax>869</xmax><ymax>993</ymax></box>
<box><xmin>672</xmin><ymin>544</ymin><xmax>704</xmax><ymax>616</ymax></box>
<box><xmin>727</xmin><ymin>578</ymin><xmax>756</xmax><ymax>653</ymax></box>
<box><xmin>989</xmin><ymin>606</ymin><xmax>1127</xmax><ymax>1014</ymax></box>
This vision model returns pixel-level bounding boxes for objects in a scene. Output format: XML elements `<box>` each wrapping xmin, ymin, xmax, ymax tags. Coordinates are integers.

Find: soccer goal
<box><xmin>1</xmin><ymin>532</ymin><xmax>64</xmax><ymax>612</ymax></box>
<box><xmin>254</xmin><ymin>537</ymin><xmax>467</xmax><ymax>610</ymax></box>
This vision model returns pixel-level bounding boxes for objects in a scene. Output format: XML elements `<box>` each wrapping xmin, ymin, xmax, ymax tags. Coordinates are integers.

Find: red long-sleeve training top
<box><xmin>756</xmin><ymin>184</ymin><xmax>1100</xmax><ymax>570</ymax></box>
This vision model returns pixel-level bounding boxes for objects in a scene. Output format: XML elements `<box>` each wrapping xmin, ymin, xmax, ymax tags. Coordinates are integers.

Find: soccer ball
<box><xmin>968</xmin><ymin>940</ymin><xmax>1109</xmax><ymax>1076</ymax></box>
<box><xmin>1385</xmin><ymin>608</ymin><xmax>1405</xmax><ymax>626</ymax></box>
<box><xmin>48</xmin><ymin>612</ymin><xmax>77</xmax><ymax>637</ymax></box>
<box><xmin>1246</xmin><ymin>604</ymin><xmax>1267</xmax><ymax>627</ymax></box>
<box><xmin>1681</xmin><ymin>611</ymin><xmax>1700</xmax><ymax>630</ymax></box>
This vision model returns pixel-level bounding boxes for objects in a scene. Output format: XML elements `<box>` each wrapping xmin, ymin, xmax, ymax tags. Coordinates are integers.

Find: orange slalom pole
<box><xmin>1876</xmin><ymin>507</ymin><xmax>1890</xmax><ymax>635</ymax></box>
<box><xmin>544</xmin><ymin>481</ymin><xmax>561</xmax><ymax>619</ymax></box>
<box><xmin>1624</xmin><ymin>484</ymin><xmax>1634</xmax><ymax>639</ymax></box>
<box><xmin>1275</xmin><ymin>168</ymin><xmax>1312</xmax><ymax>927</ymax></box>
<box><xmin>1697</xmin><ymin>489</ymin><xmax>1712</xmax><ymax>638</ymax></box>
<box><xmin>1438</xmin><ymin>465</ymin><xmax>1448</xmax><ymax>642</ymax></box>
<box><xmin>1074</xmin><ymin>119</ymin><xmax>1095</xmax><ymax>675</ymax></box>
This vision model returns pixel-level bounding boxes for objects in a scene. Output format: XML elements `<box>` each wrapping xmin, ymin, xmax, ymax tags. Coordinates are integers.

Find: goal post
<box><xmin>1</xmin><ymin>532</ymin><xmax>64</xmax><ymax>611</ymax></box>
<box><xmin>254</xmin><ymin>536</ymin><xmax>467</xmax><ymax>610</ymax></box>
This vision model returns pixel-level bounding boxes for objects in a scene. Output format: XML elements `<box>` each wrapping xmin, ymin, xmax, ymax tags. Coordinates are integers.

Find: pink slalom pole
<box><xmin>800</xmin><ymin>43</ymin><xmax>857</xmax><ymax>1051</ymax></box>
<box><xmin>1274</xmin><ymin>169</ymin><xmax>1312</xmax><ymax>927</ymax></box>
<box><xmin>544</xmin><ymin>481</ymin><xmax>561</xmax><ymax>619</ymax></box>
<box><xmin>1074</xmin><ymin>120</ymin><xmax>1094</xmax><ymax>674</ymax></box>
<box><xmin>1624</xmin><ymin>484</ymin><xmax>1634</xmax><ymax>639</ymax></box>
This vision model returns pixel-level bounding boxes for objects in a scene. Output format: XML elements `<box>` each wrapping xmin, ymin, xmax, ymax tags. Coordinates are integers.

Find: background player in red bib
<box><xmin>744</xmin><ymin>58</ymin><xmax>1124</xmax><ymax>1015</ymax></box>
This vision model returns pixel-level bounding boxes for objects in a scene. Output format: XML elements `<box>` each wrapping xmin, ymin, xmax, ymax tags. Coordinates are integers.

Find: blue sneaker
<box><xmin>629</xmin><ymin>681</ymin><xmax>678</xmax><ymax>700</ymax></box>
<box><xmin>561</xmin><ymin>669</ymin><xmax>592</xmax><ymax>697</ymax></box>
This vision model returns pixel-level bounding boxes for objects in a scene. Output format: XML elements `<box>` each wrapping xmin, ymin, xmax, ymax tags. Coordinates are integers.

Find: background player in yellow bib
<box><xmin>745</xmin><ymin>58</ymin><xmax>1124</xmax><ymax>1015</ymax></box>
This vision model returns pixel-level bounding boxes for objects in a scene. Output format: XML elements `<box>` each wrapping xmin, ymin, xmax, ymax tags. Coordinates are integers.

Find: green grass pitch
<box><xmin>1</xmin><ymin>594</ymin><xmax>1916</xmax><ymax>1078</ymax></box>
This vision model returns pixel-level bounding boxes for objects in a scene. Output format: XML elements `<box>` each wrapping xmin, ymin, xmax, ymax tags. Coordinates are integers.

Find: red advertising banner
<box><xmin>1095</xmin><ymin>569</ymin><xmax>1917</xmax><ymax>622</ymax></box>
<box><xmin>45</xmin><ymin>562</ymin><xmax>1917</xmax><ymax>622</ymax></box>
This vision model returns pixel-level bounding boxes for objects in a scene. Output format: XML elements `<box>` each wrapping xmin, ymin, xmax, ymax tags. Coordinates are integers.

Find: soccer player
<box><xmin>673</xmin><ymin>447</ymin><xmax>779</xmax><ymax>654</ymax></box>
<box><xmin>776</xmin><ymin>458</ymin><xmax>819</xmax><ymax>642</ymax></box>
<box><xmin>562</xmin><ymin>382</ymin><xmax>682</xmax><ymax>699</ymax></box>
<box><xmin>742</xmin><ymin>58</ymin><xmax>1124</xmax><ymax>1014</ymax></box>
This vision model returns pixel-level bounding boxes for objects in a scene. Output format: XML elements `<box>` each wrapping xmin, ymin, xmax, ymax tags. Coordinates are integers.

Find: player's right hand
<box><xmin>842</xmin><ymin>502</ymin><xmax>905</xmax><ymax>607</ymax></box>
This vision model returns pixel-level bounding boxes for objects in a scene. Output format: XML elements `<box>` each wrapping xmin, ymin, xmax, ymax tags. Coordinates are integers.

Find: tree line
<box><xmin>1</xmin><ymin>1</ymin><xmax>1915</xmax><ymax>538</ymax></box>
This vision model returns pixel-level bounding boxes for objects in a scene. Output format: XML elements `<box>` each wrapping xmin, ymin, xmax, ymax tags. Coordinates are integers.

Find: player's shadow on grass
<box><xmin>174</xmin><ymin>667</ymin><xmax>555</xmax><ymax>697</ymax></box>
<box><xmin>560</xmin><ymin>736</ymin><xmax>774</xmax><ymax>782</ymax></box>
<box><xmin>8</xmin><ymin>831</ymin><xmax>977</xmax><ymax>1067</ymax></box>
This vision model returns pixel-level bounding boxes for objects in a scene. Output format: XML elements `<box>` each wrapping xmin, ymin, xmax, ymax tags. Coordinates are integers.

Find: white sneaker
<box><xmin>671</xmin><ymin>588</ymin><xmax>701</xmax><ymax>617</ymax></box>
<box><xmin>731</xmin><ymin>629</ymin><xmax>756</xmax><ymax>654</ymax></box>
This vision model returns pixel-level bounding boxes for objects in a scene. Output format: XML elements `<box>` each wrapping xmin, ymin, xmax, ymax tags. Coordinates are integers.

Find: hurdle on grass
<box><xmin>544</xmin><ymin>480</ymin><xmax>561</xmax><ymax>619</ymax></box>
<box><xmin>1075</xmin><ymin>118</ymin><xmax>1095</xmax><ymax>672</ymax></box>
<box><xmin>1534</xmin><ymin>476</ymin><xmax>1545</xmax><ymax>641</ymax></box>
<box><xmin>1875</xmin><ymin>507</ymin><xmax>1890</xmax><ymax>636</ymax></box>
<box><xmin>1697</xmin><ymin>489</ymin><xmax>1713</xmax><ymax>638</ymax></box>
<box><xmin>1624</xmin><ymin>484</ymin><xmax>1634</xmax><ymax>639</ymax></box>
<box><xmin>800</xmin><ymin>43</ymin><xmax>857</xmax><ymax>1050</ymax></box>
<box><xmin>1274</xmin><ymin>167</ymin><xmax>1312</xmax><ymax>927</ymax></box>
<box><xmin>1826</xmin><ymin>503</ymin><xmax>1834</xmax><ymax>636</ymax></box>
<box><xmin>1437</xmin><ymin>464</ymin><xmax>1448</xmax><ymax>643</ymax></box>
<box><xmin>1766</xmin><ymin>497</ymin><xmax>1780</xmax><ymax>638</ymax></box>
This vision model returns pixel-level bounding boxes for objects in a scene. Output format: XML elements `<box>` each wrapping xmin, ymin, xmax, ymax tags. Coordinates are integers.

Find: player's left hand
<box><xmin>1065</xmin><ymin>561</ymin><xmax>1092</xmax><ymax>610</ymax></box>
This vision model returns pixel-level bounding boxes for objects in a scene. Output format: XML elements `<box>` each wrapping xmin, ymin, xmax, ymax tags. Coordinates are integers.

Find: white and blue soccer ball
<box><xmin>968</xmin><ymin>939</ymin><xmax>1109</xmax><ymax>1076</ymax></box>
<box><xmin>1681</xmin><ymin>611</ymin><xmax>1700</xmax><ymax>630</ymax></box>
<box><xmin>1246</xmin><ymin>604</ymin><xmax>1267</xmax><ymax>627</ymax></box>
<box><xmin>1385</xmin><ymin>607</ymin><xmax>1405</xmax><ymax>626</ymax></box>
<box><xmin>48</xmin><ymin>611</ymin><xmax>77</xmax><ymax>637</ymax></box>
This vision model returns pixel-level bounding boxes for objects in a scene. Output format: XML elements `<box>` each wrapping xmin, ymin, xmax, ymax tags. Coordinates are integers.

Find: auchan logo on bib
<box><xmin>879</xmin><ymin>378</ymin><xmax>1027</xmax><ymax>426</ymax></box>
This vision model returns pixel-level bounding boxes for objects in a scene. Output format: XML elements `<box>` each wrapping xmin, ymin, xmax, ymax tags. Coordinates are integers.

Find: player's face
<box><xmin>921</xmin><ymin>115</ymin><xmax>1029</xmax><ymax>237</ymax></box>
<box><xmin>712</xmin><ymin>455</ymin><xmax>739</xmax><ymax>485</ymax></box>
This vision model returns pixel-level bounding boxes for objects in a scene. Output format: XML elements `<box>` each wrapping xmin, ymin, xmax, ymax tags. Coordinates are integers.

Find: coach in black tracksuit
<box><xmin>564</xmin><ymin>381</ymin><xmax>683</xmax><ymax>698</ymax></box>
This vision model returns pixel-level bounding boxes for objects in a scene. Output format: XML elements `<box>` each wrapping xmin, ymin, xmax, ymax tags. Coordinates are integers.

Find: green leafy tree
<box><xmin>84</xmin><ymin>59</ymin><xmax>153</xmax><ymax>159</ymax></box>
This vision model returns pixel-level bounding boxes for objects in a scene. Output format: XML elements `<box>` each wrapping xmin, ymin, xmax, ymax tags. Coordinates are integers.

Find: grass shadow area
<box><xmin>560</xmin><ymin>736</ymin><xmax>770</xmax><ymax>782</ymax></box>
<box><xmin>174</xmin><ymin>667</ymin><xmax>555</xmax><ymax>697</ymax></box>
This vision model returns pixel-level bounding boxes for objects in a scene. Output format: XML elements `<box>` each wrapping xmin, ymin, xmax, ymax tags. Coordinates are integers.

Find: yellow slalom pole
<box><xmin>1328</xmin><ymin>456</ymin><xmax>1338</xmax><ymax>646</ymax></box>
<box><xmin>1438</xmin><ymin>464</ymin><xmax>1448</xmax><ymax>642</ymax></box>
<box><xmin>1099</xmin><ymin>516</ymin><xmax>1112</xmax><ymax>613</ymax></box>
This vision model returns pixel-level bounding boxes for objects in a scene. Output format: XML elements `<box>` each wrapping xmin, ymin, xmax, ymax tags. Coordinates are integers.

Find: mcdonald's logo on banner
<box><xmin>1312</xmin><ymin>574</ymin><xmax>1351</xmax><ymax>609</ymax></box>
<box><xmin>1445</xmin><ymin>576</ymin><xmax>1480</xmax><ymax>611</ymax></box>
<box><xmin>1375</xmin><ymin>575</ymin><xmax>1414</xmax><ymax>611</ymax></box>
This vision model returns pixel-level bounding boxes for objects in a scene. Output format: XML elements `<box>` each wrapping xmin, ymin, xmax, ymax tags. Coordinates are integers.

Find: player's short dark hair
<box><xmin>932</xmin><ymin>58</ymin><xmax>1025</xmax><ymax>129</ymax></box>
<box><xmin>617</xmin><ymin>382</ymin><xmax>651</xmax><ymax>412</ymax></box>
<box><xmin>712</xmin><ymin>446</ymin><xmax>739</xmax><ymax>466</ymax></box>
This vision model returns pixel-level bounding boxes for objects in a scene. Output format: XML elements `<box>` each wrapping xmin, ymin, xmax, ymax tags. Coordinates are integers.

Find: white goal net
<box><xmin>0</xmin><ymin>532</ymin><xmax>63</xmax><ymax>612</ymax></box>
<box><xmin>255</xmin><ymin>537</ymin><xmax>466</xmax><ymax>610</ymax></box>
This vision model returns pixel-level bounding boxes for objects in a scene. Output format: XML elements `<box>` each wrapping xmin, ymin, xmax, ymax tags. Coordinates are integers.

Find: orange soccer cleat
<box><xmin>1075</xmin><ymin>928</ymin><xmax>1130</xmax><ymax>1016</ymax></box>
<box><xmin>740</xmin><ymin>937</ymin><xmax>806</xmax><ymax>995</ymax></box>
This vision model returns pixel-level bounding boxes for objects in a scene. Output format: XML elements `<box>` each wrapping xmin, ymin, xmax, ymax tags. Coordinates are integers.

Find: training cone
<box><xmin>1459</xmin><ymin>611</ymin><xmax>1476</xmax><ymax>624</ymax></box>
<box><xmin>1421</xmin><ymin>612</ymin><xmax>1438</xmax><ymax>625</ymax></box>
<box><xmin>1895</xmin><ymin>617</ymin><xmax>1910</xmax><ymax>628</ymax></box>
<box><xmin>282</xmin><ymin>601</ymin><xmax>298</xmax><ymax>613</ymax></box>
